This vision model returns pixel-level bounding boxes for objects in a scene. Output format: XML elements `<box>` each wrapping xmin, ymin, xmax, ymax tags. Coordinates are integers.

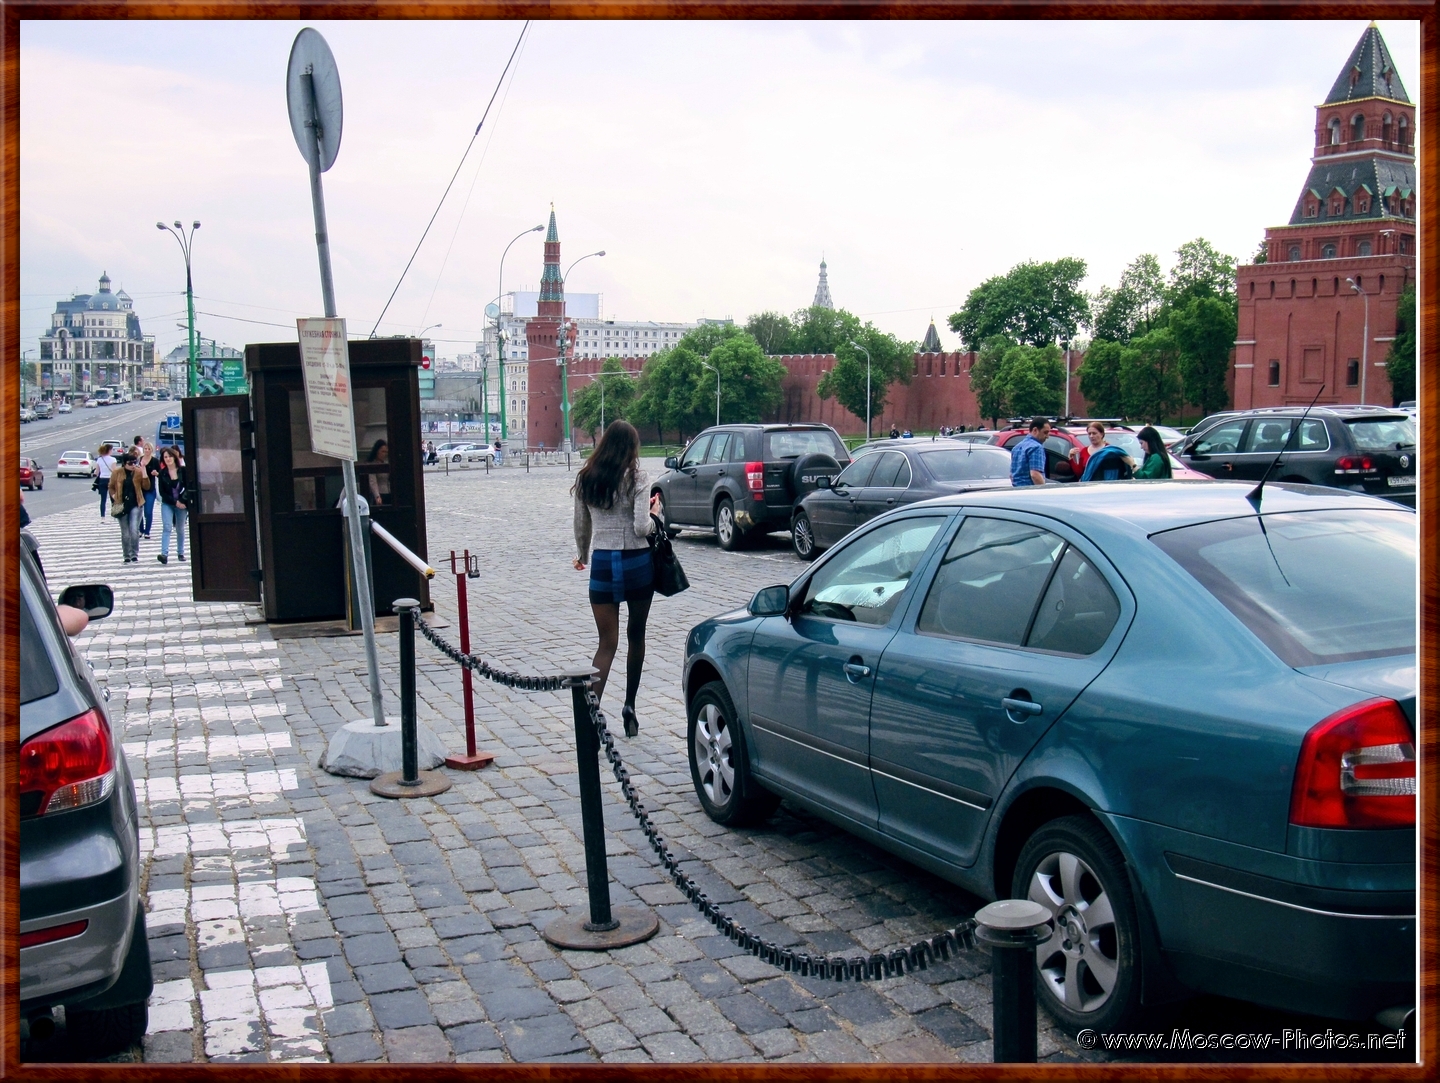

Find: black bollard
<box><xmin>542</xmin><ymin>668</ymin><xmax>659</xmax><ymax>951</ymax></box>
<box><xmin>371</xmin><ymin>599</ymin><xmax>452</xmax><ymax>799</ymax></box>
<box><xmin>974</xmin><ymin>899</ymin><xmax>1053</xmax><ymax>1063</ymax></box>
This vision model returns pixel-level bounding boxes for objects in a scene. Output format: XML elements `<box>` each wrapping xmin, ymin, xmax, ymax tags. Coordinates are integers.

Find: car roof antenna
<box><xmin>1247</xmin><ymin>382</ymin><xmax>1325</xmax><ymax>509</ymax></box>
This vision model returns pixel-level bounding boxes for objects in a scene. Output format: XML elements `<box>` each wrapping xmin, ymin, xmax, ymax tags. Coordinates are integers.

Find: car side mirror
<box><xmin>664</xmin><ymin>456</ymin><xmax>679</xmax><ymax>470</ymax></box>
<box><xmin>817</xmin><ymin>476</ymin><xmax>832</xmax><ymax>489</ymax></box>
<box><xmin>59</xmin><ymin>584</ymin><xmax>114</xmax><ymax>621</ymax></box>
<box><xmin>748</xmin><ymin>585</ymin><xmax>789</xmax><ymax>617</ymax></box>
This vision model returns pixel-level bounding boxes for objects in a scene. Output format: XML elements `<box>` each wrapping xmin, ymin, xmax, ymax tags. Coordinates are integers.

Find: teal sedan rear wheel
<box><xmin>1013</xmin><ymin>815</ymin><xmax>1141</xmax><ymax>1034</ymax></box>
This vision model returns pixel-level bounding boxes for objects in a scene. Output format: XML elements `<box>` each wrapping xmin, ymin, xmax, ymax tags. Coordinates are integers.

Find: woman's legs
<box><xmin>175</xmin><ymin>508</ymin><xmax>188</xmax><ymax>559</ymax></box>
<box><xmin>623</xmin><ymin>590</ymin><xmax>655</xmax><ymax>708</ymax></box>
<box><xmin>160</xmin><ymin>503</ymin><xmax>174</xmax><ymax>558</ymax></box>
<box><xmin>120</xmin><ymin>508</ymin><xmax>141</xmax><ymax>560</ymax></box>
<box><xmin>143</xmin><ymin>488</ymin><xmax>157</xmax><ymax>537</ymax></box>
<box><xmin>98</xmin><ymin>484</ymin><xmax>109</xmax><ymax>518</ymax></box>
<box><xmin>590</xmin><ymin>602</ymin><xmax>621</xmax><ymax>704</ymax></box>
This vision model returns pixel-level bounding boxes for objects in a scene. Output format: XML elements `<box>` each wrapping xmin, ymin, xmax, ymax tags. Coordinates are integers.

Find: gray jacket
<box><xmin>575</xmin><ymin>467</ymin><xmax>654</xmax><ymax>561</ymax></box>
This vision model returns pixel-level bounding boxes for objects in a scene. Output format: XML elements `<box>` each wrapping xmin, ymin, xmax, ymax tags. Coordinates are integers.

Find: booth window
<box><xmin>196</xmin><ymin>407</ymin><xmax>245</xmax><ymax>515</ymax></box>
<box><xmin>289</xmin><ymin>387</ymin><xmax>390</xmax><ymax>512</ymax></box>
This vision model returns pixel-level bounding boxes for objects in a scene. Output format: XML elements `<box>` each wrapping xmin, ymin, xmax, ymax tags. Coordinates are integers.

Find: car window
<box><xmin>705</xmin><ymin>434</ymin><xmax>731</xmax><ymax>464</ymax></box>
<box><xmin>1151</xmin><ymin>509</ymin><xmax>1415</xmax><ymax>666</ymax></box>
<box><xmin>1043</xmin><ymin>436</ymin><xmax>1073</xmax><ymax>457</ymax></box>
<box><xmin>835</xmin><ymin>455</ymin><xmax>877</xmax><ymax>488</ymax></box>
<box><xmin>1026</xmin><ymin>545</ymin><xmax>1122</xmax><ymax>654</ymax></box>
<box><xmin>680</xmin><ymin>435</ymin><xmax>712</xmax><ymax>468</ymax></box>
<box><xmin>1104</xmin><ymin>433</ymin><xmax>1144</xmax><ymax>458</ymax></box>
<box><xmin>919</xmin><ymin>449</ymin><xmax>1012</xmax><ymax>482</ymax></box>
<box><xmin>20</xmin><ymin>592</ymin><xmax>60</xmax><ymax>706</ymax></box>
<box><xmin>1192</xmin><ymin>421</ymin><xmax>1247</xmax><ymax>455</ymax></box>
<box><xmin>766</xmin><ymin>429</ymin><xmax>846</xmax><ymax>460</ymax></box>
<box><xmin>65</xmin><ymin>451</ymin><xmax>88</xmax><ymax>459</ymax></box>
<box><xmin>915</xmin><ymin>517</ymin><xmax>1066</xmax><ymax>646</ymax></box>
<box><xmin>1346</xmin><ymin>417</ymin><xmax>1415</xmax><ymax>451</ymax></box>
<box><xmin>868</xmin><ymin>452</ymin><xmax>906</xmax><ymax>487</ymax></box>
<box><xmin>1002</xmin><ymin>434</ymin><xmax>1024</xmax><ymax>449</ymax></box>
<box><xmin>799</xmin><ymin>516</ymin><xmax>946</xmax><ymax>626</ymax></box>
<box><xmin>728</xmin><ymin>433</ymin><xmax>750</xmax><ymax>463</ymax></box>
<box><xmin>1242</xmin><ymin>419</ymin><xmax>1329</xmax><ymax>453</ymax></box>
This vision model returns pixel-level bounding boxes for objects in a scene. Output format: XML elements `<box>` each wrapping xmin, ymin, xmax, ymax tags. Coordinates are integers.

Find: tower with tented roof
<box><xmin>812</xmin><ymin>259</ymin><xmax>834</xmax><ymax>310</ymax></box>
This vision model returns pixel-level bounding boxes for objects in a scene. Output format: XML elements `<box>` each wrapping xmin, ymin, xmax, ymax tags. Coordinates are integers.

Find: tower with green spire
<box><xmin>526</xmin><ymin>205</ymin><xmax>571</xmax><ymax>449</ymax></box>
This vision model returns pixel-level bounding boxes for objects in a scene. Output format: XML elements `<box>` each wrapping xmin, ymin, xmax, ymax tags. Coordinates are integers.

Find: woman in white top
<box><xmin>95</xmin><ymin>442</ymin><xmax>118</xmax><ymax>518</ymax></box>
<box><xmin>572</xmin><ymin>420</ymin><xmax>661</xmax><ymax>736</ymax></box>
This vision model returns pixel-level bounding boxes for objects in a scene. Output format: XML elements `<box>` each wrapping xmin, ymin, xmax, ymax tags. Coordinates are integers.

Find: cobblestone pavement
<box><xmin>26</xmin><ymin>460</ymin><xmax>1407</xmax><ymax>1065</ymax></box>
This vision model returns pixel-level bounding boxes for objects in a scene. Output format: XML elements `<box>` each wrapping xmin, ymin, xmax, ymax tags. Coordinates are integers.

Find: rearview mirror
<box><xmin>664</xmin><ymin>456</ymin><xmax>679</xmax><ymax>470</ymax></box>
<box><xmin>59</xmin><ymin>583</ymin><xmax>114</xmax><ymax>621</ymax></box>
<box><xmin>748</xmin><ymin>585</ymin><xmax>789</xmax><ymax>617</ymax></box>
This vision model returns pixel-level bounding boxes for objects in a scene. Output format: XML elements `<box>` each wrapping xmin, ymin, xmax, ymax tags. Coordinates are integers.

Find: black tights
<box><xmin>589</xmin><ymin>590</ymin><xmax>654</xmax><ymax>708</ymax></box>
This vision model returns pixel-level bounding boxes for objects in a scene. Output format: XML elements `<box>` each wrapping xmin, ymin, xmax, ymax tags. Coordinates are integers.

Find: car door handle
<box><xmin>885</xmin><ymin>498</ymin><xmax>896</xmax><ymax>505</ymax></box>
<box><xmin>842</xmin><ymin>661</ymin><xmax>872</xmax><ymax>683</ymax></box>
<box><xmin>1002</xmin><ymin>696</ymin><xmax>1043</xmax><ymax>721</ymax></box>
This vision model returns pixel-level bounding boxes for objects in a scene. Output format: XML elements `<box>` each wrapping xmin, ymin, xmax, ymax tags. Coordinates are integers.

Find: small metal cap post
<box><xmin>371</xmin><ymin>599</ymin><xmax>452</xmax><ymax>798</ymax></box>
<box><xmin>542</xmin><ymin>668</ymin><xmax>658</xmax><ymax>951</ymax></box>
<box><xmin>974</xmin><ymin>899</ymin><xmax>1053</xmax><ymax>1063</ymax></box>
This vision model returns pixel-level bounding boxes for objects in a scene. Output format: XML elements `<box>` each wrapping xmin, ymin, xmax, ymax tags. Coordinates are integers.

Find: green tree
<box><xmin>1091</xmin><ymin>254</ymin><xmax>1165</xmax><ymax>344</ymax></box>
<box><xmin>693</xmin><ymin>334</ymin><xmax>787</xmax><ymax>423</ymax></box>
<box><xmin>787</xmin><ymin>305</ymin><xmax>859</xmax><ymax>355</ymax></box>
<box><xmin>1170</xmin><ymin>295</ymin><xmax>1236</xmax><ymax>416</ymax></box>
<box><xmin>572</xmin><ymin>358</ymin><xmax>638</xmax><ymax>443</ymax></box>
<box><xmin>967</xmin><ymin>335</ymin><xmax>1013</xmax><ymax>426</ymax></box>
<box><xmin>1252</xmin><ymin>238</ymin><xmax>1269</xmax><ymax>265</ymax></box>
<box><xmin>1386</xmin><ymin>282</ymin><xmax>1416</xmax><ymax>405</ymax></box>
<box><xmin>994</xmin><ymin>343</ymin><xmax>1065</xmax><ymax>418</ymax></box>
<box><xmin>1078</xmin><ymin>339</ymin><xmax>1125</xmax><ymax>418</ymax></box>
<box><xmin>1119</xmin><ymin>328</ymin><xmax>1183</xmax><ymax>423</ymax></box>
<box><xmin>816</xmin><ymin>320</ymin><xmax>915</xmax><ymax>427</ymax></box>
<box><xmin>744</xmin><ymin>311</ymin><xmax>797</xmax><ymax>355</ymax></box>
<box><xmin>1168</xmin><ymin>237</ymin><xmax>1237</xmax><ymax>306</ymax></box>
<box><xmin>947</xmin><ymin>258</ymin><xmax>1090</xmax><ymax>350</ymax></box>
<box><xmin>633</xmin><ymin>344</ymin><xmax>707</xmax><ymax>444</ymax></box>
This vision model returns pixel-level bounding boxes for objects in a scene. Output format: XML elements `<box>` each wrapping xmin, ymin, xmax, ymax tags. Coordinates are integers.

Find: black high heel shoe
<box><xmin>621</xmin><ymin>705</ymin><xmax>639</xmax><ymax>738</ymax></box>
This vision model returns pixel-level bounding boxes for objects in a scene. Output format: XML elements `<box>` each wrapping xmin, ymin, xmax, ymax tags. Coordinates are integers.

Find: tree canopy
<box><xmin>814</xmin><ymin>315</ymin><xmax>915</xmax><ymax>426</ymax></box>
<box><xmin>629</xmin><ymin>324</ymin><xmax>786</xmax><ymax>443</ymax></box>
<box><xmin>571</xmin><ymin>357</ymin><xmax>638</xmax><ymax>444</ymax></box>
<box><xmin>967</xmin><ymin>335</ymin><xmax>1065</xmax><ymax>424</ymax></box>
<box><xmin>1077</xmin><ymin>339</ymin><xmax>1124</xmax><ymax>419</ymax></box>
<box><xmin>1386</xmin><ymin>282</ymin><xmax>1415</xmax><ymax>406</ymax></box>
<box><xmin>1119</xmin><ymin>328</ymin><xmax>1184</xmax><ymax>423</ymax></box>
<box><xmin>947</xmin><ymin>258</ymin><xmax>1090</xmax><ymax>351</ymax></box>
<box><xmin>1170</xmin><ymin>295</ymin><xmax>1237</xmax><ymax>417</ymax></box>
<box><xmin>1090</xmin><ymin>254</ymin><xmax>1165</xmax><ymax>344</ymax></box>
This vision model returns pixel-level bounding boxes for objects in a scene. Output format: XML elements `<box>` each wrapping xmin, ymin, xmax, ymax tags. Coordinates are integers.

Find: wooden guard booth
<box><xmin>234</xmin><ymin>337</ymin><xmax>430</xmax><ymax>622</ymax></box>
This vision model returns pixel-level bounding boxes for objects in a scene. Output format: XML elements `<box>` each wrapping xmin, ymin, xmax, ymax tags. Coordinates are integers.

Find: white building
<box><xmin>38</xmin><ymin>272</ymin><xmax>152</xmax><ymax>396</ymax></box>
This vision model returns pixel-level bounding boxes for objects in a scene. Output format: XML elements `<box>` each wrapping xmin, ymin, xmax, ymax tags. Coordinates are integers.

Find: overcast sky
<box><xmin>20</xmin><ymin>18</ymin><xmax>1418</xmax><ymax>360</ymax></box>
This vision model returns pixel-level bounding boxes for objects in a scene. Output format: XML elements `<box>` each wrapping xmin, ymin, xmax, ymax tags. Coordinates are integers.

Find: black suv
<box><xmin>1176</xmin><ymin>406</ymin><xmax>1416</xmax><ymax>506</ymax></box>
<box><xmin>654</xmin><ymin>424</ymin><xmax>850</xmax><ymax>550</ymax></box>
<box><xmin>20</xmin><ymin>544</ymin><xmax>151</xmax><ymax>1055</ymax></box>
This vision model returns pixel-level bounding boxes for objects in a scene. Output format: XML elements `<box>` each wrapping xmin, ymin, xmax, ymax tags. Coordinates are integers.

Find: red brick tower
<box><xmin>526</xmin><ymin>206</ymin><xmax>568</xmax><ymax>449</ymax></box>
<box><xmin>1235</xmin><ymin>23</ymin><xmax>1415</xmax><ymax>408</ymax></box>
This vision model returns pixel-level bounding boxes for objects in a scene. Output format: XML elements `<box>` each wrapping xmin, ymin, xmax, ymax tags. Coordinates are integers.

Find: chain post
<box><xmin>370</xmin><ymin>599</ymin><xmax>452</xmax><ymax>799</ymax></box>
<box><xmin>445</xmin><ymin>551</ymin><xmax>493</xmax><ymax>771</ymax></box>
<box><xmin>974</xmin><ymin>900</ymin><xmax>1052</xmax><ymax>1063</ymax></box>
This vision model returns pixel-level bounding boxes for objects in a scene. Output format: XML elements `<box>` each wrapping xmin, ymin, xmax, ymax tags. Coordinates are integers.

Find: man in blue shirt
<box><xmin>1010</xmin><ymin>417</ymin><xmax>1051</xmax><ymax>486</ymax></box>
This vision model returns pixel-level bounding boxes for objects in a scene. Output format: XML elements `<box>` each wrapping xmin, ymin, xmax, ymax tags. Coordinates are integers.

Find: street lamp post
<box><xmin>579</xmin><ymin>369</ymin><xmax>640</xmax><ymax>435</ymax></box>
<box><xmin>1347</xmin><ymin>278</ymin><xmax>1370</xmax><ymax>405</ymax></box>
<box><xmin>700</xmin><ymin>360</ymin><xmax>721</xmax><ymax>426</ymax></box>
<box><xmin>496</xmin><ymin>225</ymin><xmax>544</xmax><ymax>451</ymax></box>
<box><xmin>557</xmin><ymin>252</ymin><xmax>604</xmax><ymax>455</ymax></box>
<box><xmin>849</xmin><ymin>340</ymin><xmax>873</xmax><ymax>442</ymax></box>
<box><xmin>1061</xmin><ymin>340</ymin><xmax>1071</xmax><ymax>418</ymax></box>
<box><xmin>157</xmin><ymin>220</ymin><xmax>201</xmax><ymax>397</ymax></box>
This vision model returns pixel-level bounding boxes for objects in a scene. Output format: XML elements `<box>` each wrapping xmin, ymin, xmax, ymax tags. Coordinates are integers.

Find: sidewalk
<box><xmin>27</xmin><ymin>464</ymin><xmax>1082</xmax><ymax>1065</ymax></box>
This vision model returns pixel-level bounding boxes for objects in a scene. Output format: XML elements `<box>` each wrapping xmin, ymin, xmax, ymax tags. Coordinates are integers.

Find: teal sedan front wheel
<box><xmin>688</xmin><ymin>681</ymin><xmax>778</xmax><ymax>827</ymax></box>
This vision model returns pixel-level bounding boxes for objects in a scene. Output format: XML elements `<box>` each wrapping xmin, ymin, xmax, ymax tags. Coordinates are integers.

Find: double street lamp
<box><xmin>578</xmin><ymin>368</ymin><xmax>638</xmax><ymax>435</ymax></box>
<box><xmin>849</xmin><ymin>340</ymin><xmax>873</xmax><ymax>442</ymax></box>
<box><xmin>157</xmin><ymin>220</ymin><xmax>200</xmax><ymax>397</ymax></box>
<box><xmin>558</xmin><ymin>251</ymin><xmax>605</xmax><ymax>454</ymax></box>
<box><xmin>494</xmin><ymin>225</ymin><xmax>545</xmax><ymax>448</ymax></box>
<box><xmin>699</xmin><ymin>360</ymin><xmax>722</xmax><ymax>427</ymax></box>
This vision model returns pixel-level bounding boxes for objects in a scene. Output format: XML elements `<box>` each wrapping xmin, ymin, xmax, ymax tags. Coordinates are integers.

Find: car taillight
<box><xmin>745</xmin><ymin>462</ymin><xmax>764</xmax><ymax>495</ymax></box>
<box><xmin>1290</xmin><ymin>698</ymin><xmax>1414</xmax><ymax>828</ymax></box>
<box><xmin>19</xmin><ymin>708</ymin><xmax>116</xmax><ymax>817</ymax></box>
<box><xmin>1334</xmin><ymin>455</ymin><xmax>1376</xmax><ymax>474</ymax></box>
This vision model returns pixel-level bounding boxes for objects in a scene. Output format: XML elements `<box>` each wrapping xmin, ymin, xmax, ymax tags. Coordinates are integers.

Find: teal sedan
<box><xmin>682</xmin><ymin>481</ymin><xmax>1415</xmax><ymax>1033</ymax></box>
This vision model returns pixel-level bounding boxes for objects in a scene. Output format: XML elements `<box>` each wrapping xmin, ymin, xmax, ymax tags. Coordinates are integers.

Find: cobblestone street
<box><xmin>26</xmin><ymin>459</ymin><xmax>1401</xmax><ymax>1066</ymax></box>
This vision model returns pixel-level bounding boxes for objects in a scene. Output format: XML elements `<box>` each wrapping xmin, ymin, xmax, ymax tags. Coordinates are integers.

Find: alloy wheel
<box><xmin>693</xmin><ymin>703</ymin><xmax>735</xmax><ymax>807</ymax></box>
<box><xmin>716</xmin><ymin>503</ymin><xmax>735</xmax><ymax>547</ymax></box>
<box><xmin>792</xmin><ymin>514</ymin><xmax>815</xmax><ymax>558</ymax></box>
<box><xmin>1027</xmin><ymin>850</ymin><xmax>1120</xmax><ymax>1014</ymax></box>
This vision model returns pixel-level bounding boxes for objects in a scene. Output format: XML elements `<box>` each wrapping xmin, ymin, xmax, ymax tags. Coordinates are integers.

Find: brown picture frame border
<box><xmin>1</xmin><ymin>2</ymin><xmax>1432</xmax><ymax>1078</ymax></box>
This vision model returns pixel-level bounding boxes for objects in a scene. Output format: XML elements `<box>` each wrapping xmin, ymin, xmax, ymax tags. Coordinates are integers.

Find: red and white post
<box><xmin>445</xmin><ymin>549</ymin><xmax>495</xmax><ymax>770</ymax></box>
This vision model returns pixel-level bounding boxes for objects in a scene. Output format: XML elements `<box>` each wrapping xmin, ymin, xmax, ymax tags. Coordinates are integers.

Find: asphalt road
<box><xmin>19</xmin><ymin>400</ymin><xmax>176</xmax><ymax>519</ymax></box>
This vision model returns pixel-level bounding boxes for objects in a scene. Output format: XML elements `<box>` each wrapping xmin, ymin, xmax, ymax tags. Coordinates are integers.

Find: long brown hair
<box><xmin>574</xmin><ymin>421</ymin><xmax>640</xmax><ymax>510</ymax></box>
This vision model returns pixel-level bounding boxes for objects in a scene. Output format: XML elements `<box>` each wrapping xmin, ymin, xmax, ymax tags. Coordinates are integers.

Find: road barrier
<box><xmin>405</xmin><ymin>607</ymin><xmax>1051</xmax><ymax>1056</ymax></box>
<box><xmin>444</xmin><ymin>551</ymin><xmax>494</xmax><ymax>771</ymax></box>
<box><xmin>370</xmin><ymin>600</ymin><xmax>451</xmax><ymax>799</ymax></box>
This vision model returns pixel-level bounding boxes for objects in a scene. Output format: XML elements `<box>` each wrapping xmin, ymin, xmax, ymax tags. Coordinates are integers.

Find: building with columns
<box><xmin>1234</xmin><ymin>23</ymin><xmax>1415</xmax><ymax>408</ymax></box>
<box><xmin>38</xmin><ymin>272</ymin><xmax>152</xmax><ymax>396</ymax></box>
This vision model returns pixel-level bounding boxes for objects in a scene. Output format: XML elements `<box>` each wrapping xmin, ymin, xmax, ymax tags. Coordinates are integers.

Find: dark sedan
<box><xmin>790</xmin><ymin>441</ymin><xmax>1012</xmax><ymax>559</ymax></box>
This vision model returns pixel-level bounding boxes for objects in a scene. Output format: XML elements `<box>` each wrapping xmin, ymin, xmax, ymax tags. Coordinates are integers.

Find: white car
<box><xmin>57</xmin><ymin>401</ymin><xmax>73</xmax><ymax>414</ymax></box>
<box><xmin>84</xmin><ymin>397</ymin><xmax>99</xmax><ymax>408</ymax></box>
<box><xmin>56</xmin><ymin>451</ymin><xmax>96</xmax><ymax>478</ymax></box>
<box><xmin>19</xmin><ymin>406</ymin><xmax>35</xmax><ymax>423</ymax></box>
<box><xmin>435</xmin><ymin>442</ymin><xmax>496</xmax><ymax>465</ymax></box>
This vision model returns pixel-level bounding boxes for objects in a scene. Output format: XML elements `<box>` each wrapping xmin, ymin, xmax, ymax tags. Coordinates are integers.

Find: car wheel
<box><xmin>655</xmin><ymin>492</ymin><xmax>681</xmax><ymax>539</ymax></box>
<box><xmin>688</xmin><ymin>681</ymin><xmax>779</xmax><ymax>826</ymax></box>
<box><xmin>1012</xmin><ymin>815</ymin><xmax>1141</xmax><ymax>1035</ymax></box>
<box><xmin>791</xmin><ymin>510</ymin><xmax>819</xmax><ymax>560</ymax></box>
<box><xmin>715</xmin><ymin>497</ymin><xmax>742</xmax><ymax>551</ymax></box>
<box><xmin>36</xmin><ymin>477</ymin><xmax>43</xmax><ymax>490</ymax></box>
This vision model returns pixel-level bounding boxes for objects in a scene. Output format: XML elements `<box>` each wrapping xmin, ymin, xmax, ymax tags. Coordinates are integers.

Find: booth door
<box><xmin>183</xmin><ymin>395</ymin><xmax>261</xmax><ymax>603</ymax></box>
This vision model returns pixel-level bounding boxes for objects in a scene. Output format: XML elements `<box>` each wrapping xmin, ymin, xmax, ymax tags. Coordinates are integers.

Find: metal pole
<box><xmin>715</xmin><ymin>365</ymin><xmax>721</xmax><ymax>426</ymax></box>
<box><xmin>571</xmin><ymin>670</ymin><xmax>615</xmax><ymax>930</ymax></box>
<box><xmin>398</xmin><ymin>600</ymin><xmax>419</xmax><ymax>785</ymax></box>
<box><xmin>560</xmin><ymin>322</ymin><xmax>572</xmax><ymax>453</ymax></box>
<box><xmin>304</xmin><ymin>69</ymin><xmax>386</xmax><ymax>730</ymax></box>
<box><xmin>1360</xmin><ymin>288</ymin><xmax>1370</xmax><ymax>406</ymax></box>
<box><xmin>973</xmin><ymin>899</ymin><xmax>1052</xmax><ymax>1063</ymax></box>
<box><xmin>458</xmin><ymin>552</ymin><xmax>476</xmax><ymax>757</ymax></box>
<box><xmin>185</xmin><ymin>260</ymin><xmax>197</xmax><ymax>398</ymax></box>
<box><xmin>1064</xmin><ymin>346</ymin><xmax>1071</xmax><ymax>418</ymax></box>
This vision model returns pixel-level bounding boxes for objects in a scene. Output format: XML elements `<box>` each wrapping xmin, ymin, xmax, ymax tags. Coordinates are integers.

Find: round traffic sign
<box><xmin>421</xmin><ymin>356</ymin><xmax>431</xmax><ymax>370</ymax></box>
<box><xmin>286</xmin><ymin>28</ymin><xmax>343</xmax><ymax>173</ymax></box>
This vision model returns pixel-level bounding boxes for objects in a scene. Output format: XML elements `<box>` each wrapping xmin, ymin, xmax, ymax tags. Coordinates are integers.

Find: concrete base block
<box><xmin>318</xmin><ymin>718</ymin><xmax>448</xmax><ymax>779</ymax></box>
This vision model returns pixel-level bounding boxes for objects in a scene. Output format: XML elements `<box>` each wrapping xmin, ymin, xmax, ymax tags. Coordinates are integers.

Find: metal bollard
<box><xmin>974</xmin><ymin>899</ymin><xmax>1052</xmax><ymax>1063</ymax></box>
<box><xmin>371</xmin><ymin>599</ymin><xmax>452</xmax><ymax>799</ymax></box>
<box><xmin>541</xmin><ymin>668</ymin><xmax>659</xmax><ymax>951</ymax></box>
<box><xmin>444</xmin><ymin>551</ymin><xmax>493</xmax><ymax>771</ymax></box>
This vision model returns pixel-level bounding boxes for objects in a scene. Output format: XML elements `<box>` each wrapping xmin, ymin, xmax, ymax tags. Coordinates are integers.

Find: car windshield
<box><xmin>1346</xmin><ymin>417</ymin><xmax>1415</xmax><ymax>450</ymax></box>
<box><xmin>1151</xmin><ymin>509</ymin><xmax>1415</xmax><ymax>667</ymax></box>
<box><xmin>766</xmin><ymin>430</ymin><xmax>845</xmax><ymax>459</ymax></box>
<box><xmin>1104</xmin><ymin>433</ymin><xmax>1144</xmax><ymax>457</ymax></box>
<box><xmin>919</xmin><ymin>449</ymin><xmax>1011</xmax><ymax>481</ymax></box>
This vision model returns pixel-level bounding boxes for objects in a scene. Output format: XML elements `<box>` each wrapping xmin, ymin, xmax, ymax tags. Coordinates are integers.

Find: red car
<box><xmin>20</xmin><ymin>458</ymin><xmax>44</xmax><ymax>491</ymax></box>
<box><xmin>988</xmin><ymin>424</ymin><xmax>1208</xmax><ymax>481</ymax></box>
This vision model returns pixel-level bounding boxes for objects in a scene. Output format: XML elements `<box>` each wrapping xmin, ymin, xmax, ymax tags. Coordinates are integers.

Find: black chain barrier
<box><xmin>410</xmin><ymin>609</ymin><xmax>980</xmax><ymax>983</ymax></box>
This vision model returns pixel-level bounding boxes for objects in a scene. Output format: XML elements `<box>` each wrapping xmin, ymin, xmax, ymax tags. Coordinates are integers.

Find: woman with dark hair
<box><xmin>95</xmin><ymin>442</ymin><xmax>117</xmax><ymax>518</ymax></box>
<box><xmin>366</xmin><ymin>439</ymin><xmax>390</xmax><ymax>506</ymax></box>
<box><xmin>1132</xmin><ymin>426</ymin><xmax>1173</xmax><ymax>479</ymax></box>
<box><xmin>573</xmin><ymin>420</ymin><xmax>662</xmax><ymax>736</ymax></box>
<box><xmin>155</xmin><ymin>445</ymin><xmax>190</xmax><ymax>564</ymax></box>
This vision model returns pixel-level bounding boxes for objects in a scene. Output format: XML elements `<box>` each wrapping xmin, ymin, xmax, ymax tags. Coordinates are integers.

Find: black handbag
<box><xmin>648</xmin><ymin>515</ymin><xmax>689</xmax><ymax>597</ymax></box>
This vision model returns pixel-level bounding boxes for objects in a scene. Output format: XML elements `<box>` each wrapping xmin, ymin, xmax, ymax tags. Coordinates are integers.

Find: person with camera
<box><xmin>108</xmin><ymin>449</ymin><xmax>150</xmax><ymax>563</ymax></box>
